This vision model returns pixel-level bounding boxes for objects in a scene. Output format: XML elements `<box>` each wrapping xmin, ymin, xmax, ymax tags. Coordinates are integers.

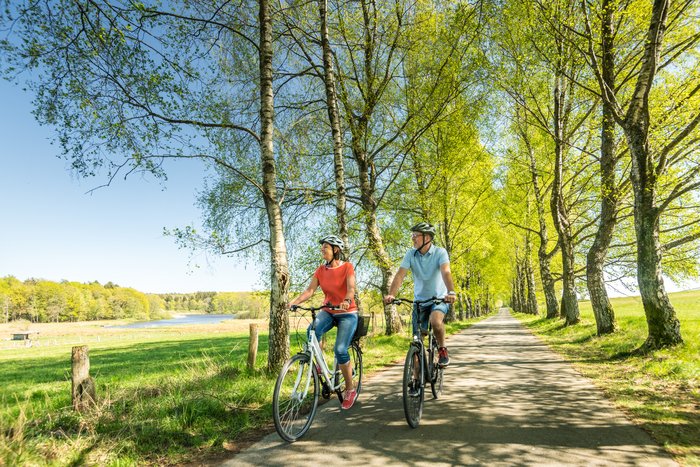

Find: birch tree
<box><xmin>1</xmin><ymin>0</ymin><xmax>292</xmax><ymax>369</ymax></box>
<box><xmin>330</xmin><ymin>0</ymin><xmax>482</xmax><ymax>333</ymax></box>
<box><xmin>580</xmin><ymin>0</ymin><xmax>700</xmax><ymax>349</ymax></box>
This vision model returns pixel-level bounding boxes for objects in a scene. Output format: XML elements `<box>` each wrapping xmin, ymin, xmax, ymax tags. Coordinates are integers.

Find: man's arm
<box><xmin>384</xmin><ymin>267</ymin><xmax>409</xmax><ymax>303</ymax></box>
<box><xmin>440</xmin><ymin>262</ymin><xmax>456</xmax><ymax>304</ymax></box>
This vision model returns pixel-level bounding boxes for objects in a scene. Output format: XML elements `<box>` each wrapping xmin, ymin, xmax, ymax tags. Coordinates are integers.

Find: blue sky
<box><xmin>0</xmin><ymin>80</ymin><xmax>261</xmax><ymax>294</ymax></box>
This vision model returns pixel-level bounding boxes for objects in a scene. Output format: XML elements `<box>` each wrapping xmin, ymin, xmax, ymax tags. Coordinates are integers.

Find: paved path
<box><xmin>222</xmin><ymin>308</ymin><xmax>677</xmax><ymax>466</ymax></box>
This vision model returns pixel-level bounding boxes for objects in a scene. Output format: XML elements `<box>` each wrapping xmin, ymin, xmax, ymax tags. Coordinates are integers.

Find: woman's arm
<box><xmin>340</xmin><ymin>269</ymin><xmax>356</xmax><ymax>310</ymax></box>
<box><xmin>289</xmin><ymin>276</ymin><xmax>319</xmax><ymax>307</ymax></box>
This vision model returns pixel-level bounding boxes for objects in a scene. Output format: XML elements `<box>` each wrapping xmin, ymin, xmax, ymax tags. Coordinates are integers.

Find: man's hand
<box><xmin>444</xmin><ymin>293</ymin><xmax>456</xmax><ymax>304</ymax></box>
<box><xmin>383</xmin><ymin>294</ymin><xmax>395</xmax><ymax>304</ymax></box>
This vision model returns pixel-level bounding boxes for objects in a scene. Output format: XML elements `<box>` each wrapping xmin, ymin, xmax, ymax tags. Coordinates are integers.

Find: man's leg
<box><xmin>430</xmin><ymin>305</ymin><xmax>450</xmax><ymax>366</ymax></box>
<box><xmin>430</xmin><ymin>309</ymin><xmax>446</xmax><ymax>347</ymax></box>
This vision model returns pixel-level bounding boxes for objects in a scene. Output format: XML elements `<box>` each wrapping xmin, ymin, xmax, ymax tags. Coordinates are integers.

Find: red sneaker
<box><xmin>438</xmin><ymin>347</ymin><xmax>450</xmax><ymax>367</ymax></box>
<box><xmin>341</xmin><ymin>388</ymin><xmax>358</xmax><ymax>410</ymax></box>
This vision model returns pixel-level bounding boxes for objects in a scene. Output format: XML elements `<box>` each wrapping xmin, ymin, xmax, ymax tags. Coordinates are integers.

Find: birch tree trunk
<box><xmin>621</xmin><ymin>0</ymin><xmax>682</xmax><ymax>349</ymax></box>
<box><xmin>585</xmin><ymin>0</ymin><xmax>618</xmax><ymax>335</ymax></box>
<box><xmin>525</xmin><ymin>232</ymin><xmax>539</xmax><ymax>315</ymax></box>
<box><xmin>332</xmin><ymin>0</ymin><xmax>404</xmax><ymax>334</ymax></box>
<box><xmin>260</xmin><ymin>0</ymin><xmax>290</xmax><ymax>371</ymax></box>
<box><xmin>551</xmin><ymin>69</ymin><xmax>580</xmax><ymax>326</ymax></box>
<box><xmin>318</xmin><ymin>0</ymin><xmax>349</xmax><ymax>247</ymax></box>
<box><xmin>354</xmin><ymin>141</ymin><xmax>402</xmax><ymax>334</ymax></box>
<box><xmin>525</xmin><ymin>131</ymin><xmax>559</xmax><ymax>318</ymax></box>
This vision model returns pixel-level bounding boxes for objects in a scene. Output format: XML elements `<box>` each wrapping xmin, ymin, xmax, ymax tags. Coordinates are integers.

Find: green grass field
<box><xmin>0</xmin><ymin>312</ymin><xmax>479</xmax><ymax>466</ymax></box>
<box><xmin>1</xmin><ymin>329</ymin><xmax>274</xmax><ymax>465</ymax></box>
<box><xmin>513</xmin><ymin>289</ymin><xmax>699</xmax><ymax>466</ymax></box>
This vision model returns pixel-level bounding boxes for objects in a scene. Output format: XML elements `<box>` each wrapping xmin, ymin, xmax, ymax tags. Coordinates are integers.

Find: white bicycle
<box><xmin>272</xmin><ymin>304</ymin><xmax>366</xmax><ymax>442</ymax></box>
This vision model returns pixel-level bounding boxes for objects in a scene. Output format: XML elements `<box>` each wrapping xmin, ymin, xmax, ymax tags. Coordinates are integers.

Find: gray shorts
<box><xmin>412</xmin><ymin>301</ymin><xmax>448</xmax><ymax>338</ymax></box>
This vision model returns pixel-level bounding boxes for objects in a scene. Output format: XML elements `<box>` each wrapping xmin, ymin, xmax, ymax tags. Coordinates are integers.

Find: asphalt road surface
<box><xmin>221</xmin><ymin>308</ymin><xmax>677</xmax><ymax>466</ymax></box>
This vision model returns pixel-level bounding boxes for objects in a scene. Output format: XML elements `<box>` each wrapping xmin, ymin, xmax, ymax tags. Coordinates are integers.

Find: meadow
<box><xmin>0</xmin><ymin>310</ymin><xmax>478</xmax><ymax>465</ymax></box>
<box><xmin>514</xmin><ymin>289</ymin><xmax>699</xmax><ymax>466</ymax></box>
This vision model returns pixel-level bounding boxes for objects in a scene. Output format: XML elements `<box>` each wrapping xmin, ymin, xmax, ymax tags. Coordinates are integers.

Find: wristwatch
<box><xmin>447</xmin><ymin>291</ymin><xmax>456</xmax><ymax>296</ymax></box>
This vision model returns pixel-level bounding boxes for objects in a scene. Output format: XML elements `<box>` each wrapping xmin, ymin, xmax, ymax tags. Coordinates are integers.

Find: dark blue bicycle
<box><xmin>391</xmin><ymin>297</ymin><xmax>446</xmax><ymax>428</ymax></box>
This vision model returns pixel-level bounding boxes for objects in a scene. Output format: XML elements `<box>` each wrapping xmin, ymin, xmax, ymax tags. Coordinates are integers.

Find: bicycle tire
<box><xmin>272</xmin><ymin>353</ymin><xmax>319</xmax><ymax>442</ymax></box>
<box><xmin>429</xmin><ymin>335</ymin><xmax>444</xmax><ymax>399</ymax></box>
<box><xmin>333</xmin><ymin>341</ymin><xmax>363</xmax><ymax>402</ymax></box>
<box><xmin>402</xmin><ymin>344</ymin><xmax>424</xmax><ymax>428</ymax></box>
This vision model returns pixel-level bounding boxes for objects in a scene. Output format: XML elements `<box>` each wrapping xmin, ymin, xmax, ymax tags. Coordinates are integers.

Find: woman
<box><xmin>288</xmin><ymin>234</ymin><xmax>359</xmax><ymax>410</ymax></box>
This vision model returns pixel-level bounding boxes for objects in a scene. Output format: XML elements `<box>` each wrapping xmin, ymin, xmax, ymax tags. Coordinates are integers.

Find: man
<box><xmin>384</xmin><ymin>222</ymin><xmax>457</xmax><ymax>366</ymax></box>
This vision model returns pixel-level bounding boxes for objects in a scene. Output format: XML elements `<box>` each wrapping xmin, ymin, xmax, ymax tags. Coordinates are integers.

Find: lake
<box><xmin>109</xmin><ymin>314</ymin><xmax>236</xmax><ymax>329</ymax></box>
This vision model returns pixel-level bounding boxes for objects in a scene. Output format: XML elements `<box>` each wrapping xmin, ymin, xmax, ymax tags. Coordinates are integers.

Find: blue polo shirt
<box><xmin>400</xmin><ymin>244</ymin><xmax>450</xmax><ymax>301</ymax></box>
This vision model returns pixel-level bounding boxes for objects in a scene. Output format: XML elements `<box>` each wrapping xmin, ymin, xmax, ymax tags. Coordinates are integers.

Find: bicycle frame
<box><xmin>306</xmin><ymin>326</ymin><xmax>343</xmax><ymax>392</ymax></box>
<box><xmin>407</xmin><ymin>299</ymin><xmax>440</xmax><ymax>387</ymax></box>
<box><xmin>293</xmin><ymin>305</ymin><xmax>346</xmax><ymax>397</ymax></box>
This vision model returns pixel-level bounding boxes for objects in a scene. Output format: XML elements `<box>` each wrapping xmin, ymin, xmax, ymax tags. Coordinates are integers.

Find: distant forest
<box><xmin>0</xmin><ymin>276</ymin><xmax>267</xmax><ymax>323</ymax></box>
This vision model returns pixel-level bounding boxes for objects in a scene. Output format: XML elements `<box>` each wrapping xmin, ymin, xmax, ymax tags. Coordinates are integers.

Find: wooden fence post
<box><xmin>71</xmin><ymin>345</ymin><xmax>96</xmax><ymax>411</ymax></box>
<box><xmin>248</xmin><ymin>323</ymin><xmax>258</xmax><ymax>370</ymax></box>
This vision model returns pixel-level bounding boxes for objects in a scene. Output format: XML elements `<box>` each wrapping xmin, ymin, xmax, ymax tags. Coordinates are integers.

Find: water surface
<box><xmin>109</xmin><ymin>314</ymin><xmax>235</xmax><ymax>329</ymax></box>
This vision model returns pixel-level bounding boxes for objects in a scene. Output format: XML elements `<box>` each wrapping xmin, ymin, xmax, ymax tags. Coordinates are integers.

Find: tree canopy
<box><xmin>2</xmin><ymin>0</ymin><xmax>698</xmax><ymax>354</ymax></box>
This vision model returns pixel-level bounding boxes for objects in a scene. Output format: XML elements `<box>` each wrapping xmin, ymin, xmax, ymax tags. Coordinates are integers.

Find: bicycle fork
<box><xmin>290</xmin><ymin>353</ymin><xmax>315</xmax><ymax>403</ymax></box>
<box><xmin>411</xmin><ymin>338</ymin><xmax>427</xmax><ymax>390</ymax></box>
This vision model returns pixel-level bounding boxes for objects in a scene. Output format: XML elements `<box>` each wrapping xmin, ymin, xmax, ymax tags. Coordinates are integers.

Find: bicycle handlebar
<box><xmin>290</xmin><ymin>303</ymin><xmax>343</xmax><ymax>312</ymax></box>
<box><xmin>390</xmin><ymin>296</ymin><xmax>447</xmax><ymax>306</ymax></box>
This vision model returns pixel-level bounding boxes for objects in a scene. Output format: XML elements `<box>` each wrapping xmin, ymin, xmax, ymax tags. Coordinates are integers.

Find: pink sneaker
<box><xmin>341</xmin><ymin>388</ymin><xmax>358</xmax><ymax>410</ymax></box>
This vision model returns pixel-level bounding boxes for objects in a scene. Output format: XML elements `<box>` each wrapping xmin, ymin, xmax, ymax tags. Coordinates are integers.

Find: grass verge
<box><xmin>512</xmin><ymin>289</ymin><xmax>699</xmax><ymax>466</ymax></box>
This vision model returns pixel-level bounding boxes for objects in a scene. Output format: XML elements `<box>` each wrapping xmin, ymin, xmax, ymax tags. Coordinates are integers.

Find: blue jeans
<box><xmin>308</xmin><ymin>311</ymin><xmax>358</xmax><ymax>365</ymax></box>
<box><xmin>412</xmin><ymin>302</ymin><xmax>448</xmax><ymax>338</ymax></box>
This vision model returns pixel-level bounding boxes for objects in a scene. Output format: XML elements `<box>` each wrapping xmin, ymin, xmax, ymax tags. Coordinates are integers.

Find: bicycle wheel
<box><xmin>402</xmin><ymin>344</ymin><xmax>424</xmax><ymax>428</ymax></box>
<box><xmin>333</xmin><ymin>342</ymin><xmax>363</xmax><ymax>402</ymax></box>
<box><xmin>272</xmin><ymin>353</ymin><xmax>319</xmax><ymax>442</ymax></box>
<box><xmin>429</xmin><ymin>336</ymin><xmax>444</xmax><ymax>399</ymax></box>
<box><xmin>350</xmin><ymin>342</ymin><xmax>363</xmax><ymax>395</ymax></box>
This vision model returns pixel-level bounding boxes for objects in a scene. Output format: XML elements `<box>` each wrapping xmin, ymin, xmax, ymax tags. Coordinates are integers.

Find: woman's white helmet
<box><xmin>319</xmin><ymin>235</ymin><xmax>345</xmax><ymax>250</ymax></box>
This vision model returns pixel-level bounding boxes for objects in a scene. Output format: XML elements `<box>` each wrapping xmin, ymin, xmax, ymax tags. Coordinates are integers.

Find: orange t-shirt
<box><xmin>313</xmin><ymin>262</ymin><xmax>358</xmax><ymax>314</ymax></box>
